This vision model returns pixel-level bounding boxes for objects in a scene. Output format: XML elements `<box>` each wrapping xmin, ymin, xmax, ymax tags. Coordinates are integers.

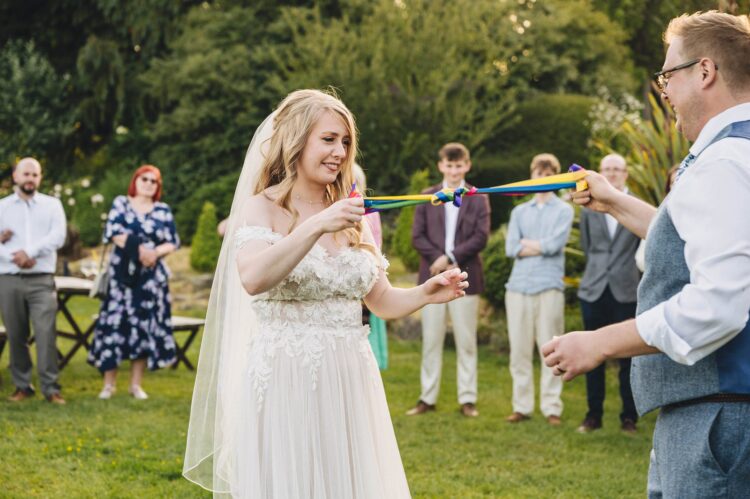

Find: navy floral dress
<box><xmin>88</xmin><ymin>195</ymin><xmax>180</xmax><ymax>372</ymax></box>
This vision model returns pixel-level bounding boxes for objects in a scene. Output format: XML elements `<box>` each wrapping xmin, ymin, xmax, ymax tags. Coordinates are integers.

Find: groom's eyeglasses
<box><xmin>654</xmin><ymin>59</ymin><xmax>719</xmax><ymax>91</ymax></box>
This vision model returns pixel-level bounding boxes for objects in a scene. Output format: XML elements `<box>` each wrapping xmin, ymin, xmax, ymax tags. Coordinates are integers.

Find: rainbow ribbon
<box><xmin>361</xmin><ymin>164</ymin><xmax>589</xmax><ymax>213</ymax></box>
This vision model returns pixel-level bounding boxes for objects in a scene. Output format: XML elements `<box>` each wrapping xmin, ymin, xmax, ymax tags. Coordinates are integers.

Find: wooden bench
<box><xmin>171</xmin><ymin>316</ymin><xmax>205</xmax><ymax>371</ymax></box>
<box><xmin>1</xmin><ymin>317</ymin><xmax>203</xmax><ymax>371</ymax></box>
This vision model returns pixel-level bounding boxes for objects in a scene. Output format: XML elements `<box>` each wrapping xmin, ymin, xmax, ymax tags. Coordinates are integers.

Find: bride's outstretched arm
<box><xmin>236</xmin><ymin>195</ymin><xmax>365</xmax><ymax>295</ymax></box>
<box><xmin>364</xmin><ymin>267</ymin><xmax>468</xmax><ymax>320</ymax></box>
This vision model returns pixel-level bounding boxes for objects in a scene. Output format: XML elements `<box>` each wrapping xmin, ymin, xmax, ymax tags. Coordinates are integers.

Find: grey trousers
<box><xmin>648</xmin><ymin>402</ymin><xmax>750</xmax><ymax>498</ymax></box>
<box><xmin>0</xmin><ymin>274</ymin><xmax>60</xmax><ymax>396</ymax></box>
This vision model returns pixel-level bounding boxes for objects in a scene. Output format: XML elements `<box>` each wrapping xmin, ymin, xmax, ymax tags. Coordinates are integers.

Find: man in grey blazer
<box><xmin>576</xmin><ymin>154</ymin><xmax>640</xmax><ymax>433</ymax></box>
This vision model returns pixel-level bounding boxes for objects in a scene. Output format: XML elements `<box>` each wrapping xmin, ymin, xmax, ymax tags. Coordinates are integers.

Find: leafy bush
<box><xmin>481</xmin><ymin>225</ymin><xmax>514</xmax><ymax>310</ymax></box>
<box><xmin>175</xmin><ymin>172</ymin><xmax>239</xmax><ymax>244</ymax></box>
<box><xmin>474</xmin><ymin>93</ymin><xmax>597</xmax><ymax>228</ymax></box>
<box><xmin>389</xmin><ymin>168</ymin><xmax>432</xmax><ymax>272</ymax></box>
<box><xmin>592</xmin><ymin>91</ymin><xmax>689</xmax><ymax>207</ymax></box>
<box><xmin>190</xmin><ymin>202</ymin><xmax>221</xmax><ymax>273</ymax></box>
<box><xmin>0</xmin><ymin>40</ymin><xmax>74</xmax><ymax>177</ymax></box>
<box><xmin>74</xmin><ymin>195</ymin><xmax>107</xmax><ymax>247</ymax></box>
<box><xmin>44</xmin><ymin>177</ymin><xmax>108</xmax><ymax>248</ymax></box>
<box><xmin>139</xmin><ymin>0</ymin><xmax>633</xmax><ymax>207</ymax></box>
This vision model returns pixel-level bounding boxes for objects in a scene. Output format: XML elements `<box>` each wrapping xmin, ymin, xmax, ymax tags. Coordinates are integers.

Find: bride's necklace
<box><xmin>293</xmin><ymin>193</ymin><xmax>326</xmax><ymax>206</ymax></box>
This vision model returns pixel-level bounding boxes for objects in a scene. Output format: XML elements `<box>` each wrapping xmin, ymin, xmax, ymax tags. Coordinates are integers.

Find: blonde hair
<box><xmin>665</xmin><ymin>11</ymin><xmax>750</xmax><ymax>93</ymax></box>
<box><xmin>530</xmin><ymin>153</ymin><xmax>561</xmax><ymax>175</ymax></box>
<box><xmin>254</xmin><ymin>89</ymin><xmax>369</xmax><ymax>250</ymax></box>
<box><xmin>352</xmin><ymin>163</ymin><xmax>367</xmax><ymax>192</ymax></box>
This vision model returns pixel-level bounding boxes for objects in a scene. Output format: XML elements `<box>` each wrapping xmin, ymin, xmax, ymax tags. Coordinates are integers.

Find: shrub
<box><xmin>190</xmin><ymin>202</ymin><xmax>222</xmax><ymax>273</ymax></box>
<box><xmin>175</xmin><ymin>173</ymin><xmax>239</xmax><ymax>244</ymax></box>
<box><xmin>481</xmin><ymin>225</ymin><xmax>514</xmax><ymax>310</ymax></box>
<box><xmin>388</xmin><ymin>168</ymin><xmax>432</xmax><ymax>272</ymax></box>
<box><xmin>592</xmin><ymin>91</ymin><xmax>689</xmax><ymax>207</ymax></box>
<box><xmin>474</xmin><ymin>93</ymin><xmax>597</xmax><ymax>228</ymax></box>
<box><xmin>75</xmin><ymin>199</ymin><xmax>107</xmax><ymax>247</ymax></box>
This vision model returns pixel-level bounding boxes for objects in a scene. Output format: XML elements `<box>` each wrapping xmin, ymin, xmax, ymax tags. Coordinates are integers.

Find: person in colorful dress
<box><xmin>353</xmin><ymin>163</ymin><xmax>389</xmax><ymax>369</ymax></box>
<box><xmin>88</xmin><ymin>165</ymin><xmax>180</xmax><ymax>400</ymax></box>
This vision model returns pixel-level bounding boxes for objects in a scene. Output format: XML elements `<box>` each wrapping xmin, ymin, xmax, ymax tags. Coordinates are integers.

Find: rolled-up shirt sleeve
<box><xmin>636</xmin><ymin>157</ymin><xmax>750</xmax><ymax>365</ymax></box>
<box><xmin>505</xmin><ymin>208</ymin><xmax>522</xmax><ymax>258</ymax></box>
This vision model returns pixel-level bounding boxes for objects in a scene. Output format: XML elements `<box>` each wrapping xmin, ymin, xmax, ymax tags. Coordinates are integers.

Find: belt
<box><xmin>16</xmin><ymin>273</ymin><xmax>53</xmax><ymax>278</ymax></box>
<box><xmin>666</xmin><ymin>393</ymin><xmax>750</xmax><ymax>410</ymax></box>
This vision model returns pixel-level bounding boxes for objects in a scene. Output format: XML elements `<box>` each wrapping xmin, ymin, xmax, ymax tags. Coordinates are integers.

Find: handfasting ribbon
<box><xmin>361</xmin><ymin>164</ymin><xmax>589</xmax><ymax>213</ymax></box>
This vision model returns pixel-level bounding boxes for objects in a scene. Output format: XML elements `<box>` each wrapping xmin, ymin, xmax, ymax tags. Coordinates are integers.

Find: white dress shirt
<box><xmin>0</xmin><ymin>191</ymin><xmax>67</xmax><ymax>274</ymax></box>
<box><xmin>635</xmin><ymin>102</ymin><xmax>750</xmax><ymax>365</ymax></box>
<box><xmin>604</xmin><ymin>187</ymin><xmax>628</xmax><ymax>240</ymax></box>
<box><xmin>604</xmin><ymin>214</ymin><xmax>618</xmax><ymax>240</ymax></box>
<box><xmin>443</xmin><ymin>180</ymin><xmax>465</xmax><ymax>263</ymax></box>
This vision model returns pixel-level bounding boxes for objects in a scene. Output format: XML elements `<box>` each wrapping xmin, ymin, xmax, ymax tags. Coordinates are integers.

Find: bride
<box><xmin>183</xmin><ymin>89</ymin><xmax>468</xmax><ymax>498</ymax></box>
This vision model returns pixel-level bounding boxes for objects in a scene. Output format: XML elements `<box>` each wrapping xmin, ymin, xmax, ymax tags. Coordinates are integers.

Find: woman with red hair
<box><xmin>88</xmin><ymin>165</ymin><xmax>180</xmax><ymax>400</ymax></box>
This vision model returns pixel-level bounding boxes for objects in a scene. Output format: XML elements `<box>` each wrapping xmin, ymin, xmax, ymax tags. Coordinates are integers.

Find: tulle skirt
<box><xmin>229</xmin><ymin>325</ymin><xmax>411</xmax><ymax>498</ymax></box>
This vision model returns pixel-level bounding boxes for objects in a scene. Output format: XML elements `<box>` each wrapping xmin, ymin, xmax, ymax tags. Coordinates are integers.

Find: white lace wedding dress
<box><xmin>231</xmin><ymin>225</ymin><xmax>411</xmax><ymax>498</ymax></box>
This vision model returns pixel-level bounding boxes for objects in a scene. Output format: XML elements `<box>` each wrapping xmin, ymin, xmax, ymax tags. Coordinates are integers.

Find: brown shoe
<box><xmin>405</xmin><ymin>400</ymin><xmax>435</xmax><ymax>416</ymax></box>
<box><xmin>46</xmin><ymin>393</ymin><xmax>66</xmax><ymax>405</ymax></box>
<box><xmin>505</xmin><ymin>412</ymin><xmax>531</xmax><ymax>423</ymax></box>
<box><xmin>547</xmin><ymin>415</ymin><xmax>562</xmax><ymax>426</ymax></box>
<box><xmin>621</xmin><ymin>418</ymin><xmax>637</xmax><ymax>433</ymax></box>
<box><xmin>576</xmin><ymin>417</ymin><xmax>602</xmax><ymax>433</ymax></box>
<box><xmin>7</xmin><ymin>388</ymin><xmax>34</xmax><ymax>402</ymax></box>
<box><xmin>460</xmin><ymin>403</ymin><xmax>479</xmax><ymax>417</ymax></box>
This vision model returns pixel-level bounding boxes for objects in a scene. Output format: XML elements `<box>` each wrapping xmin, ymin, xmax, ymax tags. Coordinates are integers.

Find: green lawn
<box><xmin>0</xmin><ymin>297</ymin><xmax>655</xmax><ymax>498</ymax></box>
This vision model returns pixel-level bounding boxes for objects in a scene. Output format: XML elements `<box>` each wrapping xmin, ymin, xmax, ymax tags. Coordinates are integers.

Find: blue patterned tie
<box><xmin>674</xmin><ymin>152</ymin><xmax>696</xmax><ymax>182</ymax></box>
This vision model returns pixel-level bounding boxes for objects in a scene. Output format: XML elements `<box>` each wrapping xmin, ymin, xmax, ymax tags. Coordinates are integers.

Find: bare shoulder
<box><xmin>237</xmin><ymin>191</ymin><xmax>279</xmax><ymax>228</ymax></box>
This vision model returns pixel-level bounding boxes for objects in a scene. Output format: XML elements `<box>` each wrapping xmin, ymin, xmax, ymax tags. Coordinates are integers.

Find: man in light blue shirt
<box><xmin>0</xmin><ymin>157</ymin><xmax>67</xmax><ymax>404</ymax></box>
<box><xmin>504</xmin><ymin>153</ymin><xmax>573</xmax><ymax>425</ymax></box>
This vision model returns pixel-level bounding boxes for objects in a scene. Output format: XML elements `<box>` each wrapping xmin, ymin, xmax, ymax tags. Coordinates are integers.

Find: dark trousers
<box><xmin>580</xmin><ymin>286</ymin><xmax>637</xmax><ymax>423</ymax></box>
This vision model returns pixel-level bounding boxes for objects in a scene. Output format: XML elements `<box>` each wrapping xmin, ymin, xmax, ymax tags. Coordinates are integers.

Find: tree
<box><xmin>0</xmin><ymin>41</ymin><xmax>75</xmax><ymax>177</ymax></box>
<box><xmin>389</xmin><ymin>169</ymin><xmax>432</xmax><ymax>272</ymax></box>
<box><xmin>264</xmin><ymin>0</ymin><xmax>634</xmax><ymax>195</ymax></box>
<box><xmin>140</xmin><ymin>5</ymin><xmax>270</xmax><ymax>205</ymax></box>
<box><xmin>191</xmin><ymin>201</ymin><xmax>222</xmax><ymax>273</ymax></box>
<box><xmin>591</xmin><ymin>0</ymin><xmax>750</xmax><ymax>81</ymax></box>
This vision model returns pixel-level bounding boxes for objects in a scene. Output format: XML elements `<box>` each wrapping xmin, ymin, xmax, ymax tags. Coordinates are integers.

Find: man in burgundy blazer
<box><xmin>407</xmin><ymin>143</ymin><xmax>491</xmax><ymax>417</ymax></box>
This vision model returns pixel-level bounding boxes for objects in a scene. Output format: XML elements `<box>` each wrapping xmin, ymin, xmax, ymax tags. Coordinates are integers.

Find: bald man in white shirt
<box><xmin>0</xmin><ymin>158</ymin><xmax>67</xmax><ymax>404</ymax></box>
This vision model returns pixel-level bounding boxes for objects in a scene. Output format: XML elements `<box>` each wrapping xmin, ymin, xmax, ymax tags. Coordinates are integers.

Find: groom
<box><xmin>543</xmin><ymin>11</ymin><xmax>750</xmax><ymax>496</ymax></box>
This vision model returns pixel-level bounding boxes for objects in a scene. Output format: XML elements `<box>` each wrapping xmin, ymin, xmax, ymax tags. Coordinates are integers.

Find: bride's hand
<box><xmin>313</xmin><ymin>198</ymin><xmax>365</xmax><ymax>234</ymax></box>
<box><xmin>422</xmin><ymin>268</ymin><xmax>469</xmax><ymax>304</ymax></box>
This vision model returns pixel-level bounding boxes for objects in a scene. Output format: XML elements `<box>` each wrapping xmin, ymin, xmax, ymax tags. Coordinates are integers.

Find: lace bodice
<box><xmin>234</xmin><ymin>225</ymin><xmax>387</xmax><ymax>329</ymax></box>
<box><xmin>235</xmin><ymin>225</ymin><xmax>387</xmax><ymax>404</ymax></box>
